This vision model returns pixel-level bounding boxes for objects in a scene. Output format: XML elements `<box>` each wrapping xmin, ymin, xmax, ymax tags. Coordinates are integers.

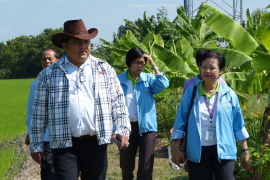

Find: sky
<box><xmin>0</xmin><ymin>0</ymin><xmax>269</xmax><ymax>46</ymax></box>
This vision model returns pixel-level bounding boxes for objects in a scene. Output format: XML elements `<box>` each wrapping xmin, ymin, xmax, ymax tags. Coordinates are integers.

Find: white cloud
<box><xmin>1</xmin><ymin>29</ymin><xmax>13</xmax><ymax>34</ymax></box>
<box><xmin>129</xmin><ymin>4</ymin><xmax>179</xmax><ymax>10</ymax></box>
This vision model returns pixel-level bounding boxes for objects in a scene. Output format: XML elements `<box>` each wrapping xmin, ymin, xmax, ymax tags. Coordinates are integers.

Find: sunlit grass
<box><xmin>106</xmin><ymin>142</ymin><xmax>188</xmax><ymax>180</ymax></box>
<box><xmin>0</xmin><ymin>79</ymin><xmax>34</xmax><ymax>143</ymax></box>
<box><xmin>0</xmin><ymin>145</ymin><xmax>16</xmax><ymax>179</ymax></box>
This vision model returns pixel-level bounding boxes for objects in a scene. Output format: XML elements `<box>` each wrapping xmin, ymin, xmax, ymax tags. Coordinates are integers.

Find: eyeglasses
<box><xmin>132</xmin><ymin>61</ymin><xmax>146</xmax><ymax>67</ymax></box>
<box><xmin>200</xmin><ymin>66</ymin><xmax>218</xmax><ymax>72</ymax></box>
<box><xmin>77</xmin><ymin>68</ymin><xmax>86</xmax><ymax>87</ymax></box>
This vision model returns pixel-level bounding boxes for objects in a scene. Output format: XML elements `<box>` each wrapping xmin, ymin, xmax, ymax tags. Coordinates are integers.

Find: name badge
<box><xmin>205</xmin><ymin>129</ymin><xmax>214</xmax><ymax>141</ymax></box>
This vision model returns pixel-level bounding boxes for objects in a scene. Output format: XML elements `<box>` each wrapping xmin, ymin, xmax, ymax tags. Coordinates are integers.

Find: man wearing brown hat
<box><xmin>29</xmin><ymin>19</ymin><xmax>131</xmax><ymax>180</ymax></box>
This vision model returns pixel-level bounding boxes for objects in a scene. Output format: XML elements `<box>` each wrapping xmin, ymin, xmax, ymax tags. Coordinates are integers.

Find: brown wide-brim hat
<box><xmin>52</xmin><ymin>19</ymin><xmax>98</xmax><ymax>48</ymax></box>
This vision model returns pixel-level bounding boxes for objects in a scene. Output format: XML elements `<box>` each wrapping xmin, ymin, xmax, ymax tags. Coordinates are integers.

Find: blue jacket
<box><xmin>171</xmin><ymin>83</ymin><xmax>249</xmax><ymax>163</ymax></box>
<box><xmin>118</xmin><ymin>71</ymin><xmax>169</xmax><ymax>133</ymax></box>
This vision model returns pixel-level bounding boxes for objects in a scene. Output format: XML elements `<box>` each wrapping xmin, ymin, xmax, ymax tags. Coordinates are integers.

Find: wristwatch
<box><xmin>242</xmin><ymin>148</ymin><xmax>249</xmax><ymax>152</ymax></box>
<box><xmin>153</xmin><ymin>67</ymin><xmax>159</xmax><ymax>71</ymax></box>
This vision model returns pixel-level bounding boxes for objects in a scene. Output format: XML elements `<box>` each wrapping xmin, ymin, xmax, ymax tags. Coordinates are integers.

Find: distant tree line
<box><xmin>0</xmin><ymin>28</ymin><xmax>65</xmax><ymax>79</ymax></box>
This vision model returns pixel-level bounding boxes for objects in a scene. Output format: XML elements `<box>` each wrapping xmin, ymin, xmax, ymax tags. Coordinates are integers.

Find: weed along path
<box><xmin>14</xmin><ymin>138</ymin><xmax>188</xmax><ymax>180</ymax></box>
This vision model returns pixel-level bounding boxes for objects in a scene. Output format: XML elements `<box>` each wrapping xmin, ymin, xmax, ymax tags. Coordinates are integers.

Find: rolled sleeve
<box><xmin>154</xmin><ymin>72</ymin><xmax>164</xmax><ymax>78</ymax></box>
<box><xmin>234</xmin><ymin>127</ymin><xmax>249</xmax><ymax>141</ymax></box>
<box><xmin>171</xmin><ymin>130</ymin><xmax>186</xmax><ymax>140</ymax></box>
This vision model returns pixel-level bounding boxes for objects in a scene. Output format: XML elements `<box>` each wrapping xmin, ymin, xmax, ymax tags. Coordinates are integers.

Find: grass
<box><xmin>0</xmin><ymin>79</ymin><xmax>34</xmax><ymax>143</ymax></box>
<box><xmin>0</xmin><ymin>145</ymin><xmax>15</xmax><ymax>179</ymax></box>
<box><xmin>0</xmin><ymin>79</ymin><xmax>33</xmax><ymax>178</ymax></box>
<box><xmin>106</xmin><ymin>140</ymin><xmax>188</xmax><ymax>180</ymax></box>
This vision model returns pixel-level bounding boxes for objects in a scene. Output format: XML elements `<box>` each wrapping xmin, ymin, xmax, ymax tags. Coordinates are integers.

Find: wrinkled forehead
<box><xmin>42</xmin><ymin>50</ymin><xmax>55</xmax><ymax>57</ymax></box>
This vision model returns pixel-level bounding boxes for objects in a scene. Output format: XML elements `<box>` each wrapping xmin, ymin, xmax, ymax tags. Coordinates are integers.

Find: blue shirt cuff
<box><xmin>235</xmin><ymin>127</ymin><xmax>249</xmax><ymax>141</ymax></box>
<box><xmin>171</xmin><ymin>130</ymin><xmax>186</xmax><ymax>140</ymax></box>
<box><xmin>155</xmin><ymin>72</ymin><xmax>164</xmax><ymax>77</ymax></box>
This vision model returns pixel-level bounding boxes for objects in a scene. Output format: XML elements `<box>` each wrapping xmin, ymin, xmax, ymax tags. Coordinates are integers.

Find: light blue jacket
<box><xmin>171</xmin><ymin>83</ymin><xmax>249</xmax><ymax>163</ymax></box>
<box><xmin>118</xmin><ymin>71</ymin><xmax>169</xmax><ymax>133</ymax></box>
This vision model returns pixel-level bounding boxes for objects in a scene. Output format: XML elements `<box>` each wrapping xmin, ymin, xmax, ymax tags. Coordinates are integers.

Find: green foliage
<box><xmin>199</xmin><ymin>3</ymin><xmax>259</xmax><ymax>55</ymax></box>
<box><xmin>0</xmin><ymin>28</ymin><xmax>65</xmax><ymax>79</ymax></box>
<box><xmin>0</xmin><ymin>79</ymin><xmax>32</xmax><ymax>143</ymax></box>
<box><xmin>155</xmin><ymin>88</ymin><xmax>182</xmax><ymax>137</ymax></box>
<box><xmin>234</xmin><ymin>95</ymin><xmax>270</xmax><ymax>179</ymax></box>
<box><xmin>0</xmin><ymin>145</ymin><xmax>15</xmax><ymax>179</ymax></box>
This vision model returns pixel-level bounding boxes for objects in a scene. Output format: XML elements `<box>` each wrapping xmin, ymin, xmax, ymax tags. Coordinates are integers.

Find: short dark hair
<box><xmin>201</xmin><ymin>51</ymin><xmax>225</xmax><ymax>70</ymax></box>
<box><xmin>126</xmin><ymin>47</ymin><xmax>147</xmax><ymax>68</ymax></box>
<box><xmin>195</xmin><ymin>49</ymin><xmax>212</xmax><ymax>66</ymax></box>
<box><xmin>42</xmin><ymin>48</ymin><xmax>59</xmax><ymax>59</ymax></box>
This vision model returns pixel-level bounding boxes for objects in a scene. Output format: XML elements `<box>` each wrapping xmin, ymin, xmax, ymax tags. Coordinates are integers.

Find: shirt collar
<box><xmin>126</xmin><ymin>70</ymin><xmax>139</xmax><ymax>90</ymax></box>
<box><xmin>199</xmin><ymin>81</ymin><xmax>219</xmax><ymax>98</ymax></box>
<box><xmin>64</xmin><ymin>55</ymin><xmax>91</xmax><ymax>68</ymax></box>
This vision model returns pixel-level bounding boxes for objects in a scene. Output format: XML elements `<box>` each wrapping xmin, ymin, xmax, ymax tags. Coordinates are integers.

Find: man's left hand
<box><xmin>111</xmin><ymin>134</ymin><xmax>129</xmax><ymax>150</ymax></box>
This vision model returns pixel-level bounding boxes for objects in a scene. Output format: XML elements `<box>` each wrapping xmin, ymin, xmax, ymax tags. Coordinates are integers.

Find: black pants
<box><xmin>188</xmin><ymin>145</ymin><xmax>235</xmax><ymax>180</ymax></box>
<box><xmin>41</xmin><ymin>141</ymin><xmax>55</xmax><ymax>180</ymax></box>
<box><xmin>52</xmin><ymin>137</ymin><xmax>108</xmax><ymax>180</ymax></box>
<box><xmin>120</xmin><ymin>122</ymin><xmax>156</xmax><ymax>180</ymax></box>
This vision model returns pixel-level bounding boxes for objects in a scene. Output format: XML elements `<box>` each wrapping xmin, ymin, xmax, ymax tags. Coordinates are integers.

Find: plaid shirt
<box><xmin>30</xmin><ymin>55</ymin><xmax>131</xmax><ymax>153</ymax></box>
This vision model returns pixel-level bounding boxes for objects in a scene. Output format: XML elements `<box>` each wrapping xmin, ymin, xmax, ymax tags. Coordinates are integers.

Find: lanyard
<box><xmin>203</xmin><ymin>93</ymin><xmax>218</xmax><ymax>127</ymax></box>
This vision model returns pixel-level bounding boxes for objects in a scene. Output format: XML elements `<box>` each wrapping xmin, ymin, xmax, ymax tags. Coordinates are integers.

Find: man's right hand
<box><xmin>25</xmin><ymin>134</ymin><xmax>30</xmax><ymax>145</ymax></box>
<box><xmin>31</xmin><ymin>152</ymin><xmax>45</xmax><ymax>165</ymax></box>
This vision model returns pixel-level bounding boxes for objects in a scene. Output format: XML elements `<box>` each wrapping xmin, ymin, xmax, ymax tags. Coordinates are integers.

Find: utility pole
<box><xmin>184</xmin><ymin>0</ymin><xmax>243</xmax><ymax>24</ymax></box>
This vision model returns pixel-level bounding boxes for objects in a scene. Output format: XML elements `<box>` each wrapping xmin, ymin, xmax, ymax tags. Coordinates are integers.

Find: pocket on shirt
<box><xmin>143</xmin><ymin>87</ymin><xmax>150</xmax><ymax>93</ymax></box>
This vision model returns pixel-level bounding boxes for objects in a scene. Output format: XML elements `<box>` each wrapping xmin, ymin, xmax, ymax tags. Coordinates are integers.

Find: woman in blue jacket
<box><xmin>118</xmin><ymin>47</ymin><xmax>169</xmax><ymax>180</ymax></box>
<box><xmin>171</xmin><ymin>51</ymin><xmax>250</xmax><ymax>180</ymax></box>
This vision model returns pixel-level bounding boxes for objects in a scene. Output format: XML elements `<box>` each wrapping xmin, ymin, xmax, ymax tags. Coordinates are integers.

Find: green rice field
<box><xmin>0</xmin><ymin>79</ymin><xmax>34</xmax><ymax>179</ymax></box>
<box><xmin>0</xmin><ymin>79</ymin><xmax>34</xmax><ymax>143</ymax></box>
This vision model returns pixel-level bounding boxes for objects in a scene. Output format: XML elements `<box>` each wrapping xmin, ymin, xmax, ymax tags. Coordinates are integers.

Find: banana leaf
<box><xmin>152</xmin><ymin>43</ymin><xmax>196</xmax><ymax>75</ymax></box>
<box><xmin>261</xmin><ymin>26</ymin><xmax>270</xmax><ymax>53</ymax></box>
<box><xmin>142</xmin><ymin>32</ymin><xmax>154</xmax><ymax>51</ymax></box>
<box><xmin>180</xmin><ymin>37</ymin><xmax>199</xmax><ymax>73</ymax></box>
<box><xmin>199</xmin><ymin>3</ymin><xmax>258</xmax><ymax>55</ymax></box>
<box><xmin>251</xmin><ymin>50</ymin><xmax>270</xmax><ymax>72</ymax></box>
<box><xmin>154</xmin><ymin>34</ymin><xmax>164</xmax><ymax>48</ymax></box>
<box><xmin>194</xmin><ymin>48</ymin><xmax>252</xmax><ymax>68</ymax></box>
<box><xmin>169</xmin><ymin>76</ymin><xmax>190</xmax><ymax>89</ymax></box>
<box><xmin>221</xmin><ymin>72</ymin><xmax>268</xmax><ymax>94</ymax></box>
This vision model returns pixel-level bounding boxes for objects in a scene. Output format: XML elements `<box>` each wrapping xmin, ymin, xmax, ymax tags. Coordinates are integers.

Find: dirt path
<box><xmin>14</xmin><ymin>138</ymin><xmax>171</xmax><ymax>180</ymax></box>
<box><xmin>14</xmin><ymin>135</ymin><xmax>41</xmax><ymax>180</ymax></box>
<box><xmin>14</xmin><ymin>153</ymin><xmax>40</xmax><ymax>180</ymax></box>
